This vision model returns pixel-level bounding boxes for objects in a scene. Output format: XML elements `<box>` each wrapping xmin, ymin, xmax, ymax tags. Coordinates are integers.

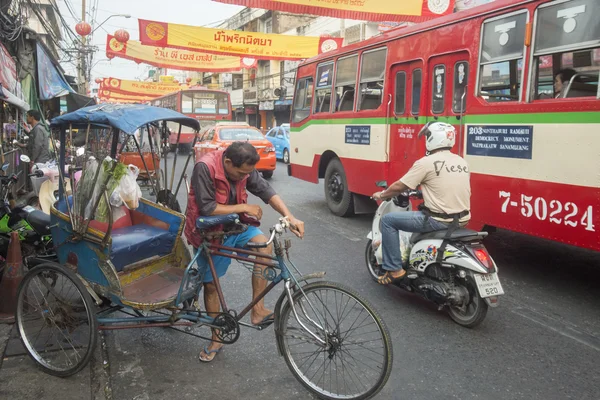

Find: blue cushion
<box><xmin>110</xmin><ymin>224</ymin><xmax>175</xmax><ymax>272</ymax></box>
<box><xmin>196</xmin><ymin>213</ymin><xmax>239</xmax><ymax>229</ymax></box>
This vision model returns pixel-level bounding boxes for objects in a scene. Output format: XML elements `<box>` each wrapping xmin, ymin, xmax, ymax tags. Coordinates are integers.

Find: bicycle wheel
<box><xmin>279</xmin><ymin>281</ymin><xmax>393</xmax><ymax>400</ymax></box>
<box><xmin>16</xmin><ymin>263</ymin><xmax>97</xmax><ymax>377</ymax></box>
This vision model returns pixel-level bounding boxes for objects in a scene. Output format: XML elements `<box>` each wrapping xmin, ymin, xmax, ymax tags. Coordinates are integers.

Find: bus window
<box><xmin>531</xmin><ymin>0</ymin><xmax>600</xmax><ymax>100</ymax></box>
<box><xmin>411</xmin><ymin>69</ymin><xmax>422</xmax><ymax>115</ymax></box>
<box><xmin>453</xmin><ymin>62</ymin><xmax>469</xmax><ymax>113</ymax></box>
<box><xmin>431</xmin><ymin>64</ymin><xmax>446</xmax><ymax>114</ymax></box>
<box><xmin>395</xmin><ymin>72</ymin><xmax>406</xmax><ymax>114</ymax></box>
<box><xmin>334</xmin><ymin>54</ymin><xmax>358</xmax><ymax>112</ymax></box>
<box><xmin>292</xmin><ymin>77</ymin><xmax>314</xmax><ymax>123</ymax></box>
<box><xmin>358</xmin><ymin>48</ymin><xmax>387</xmax><ymax>111</ymax></box>
<box><xmin>478</xmin><ymin>11</ymin><xmax>527</xmax><ymax>102</ymax></box>
<box><xmin>314</xmin><ymin>62</ymin><xmax>334</xmax><ymax>113</ymax></box>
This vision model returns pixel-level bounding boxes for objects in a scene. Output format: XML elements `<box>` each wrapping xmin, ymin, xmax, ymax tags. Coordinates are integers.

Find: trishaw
<box><xmin>14</xmin><ymin>104</ymin><xmax>393</xmax><ymax>400</ymax></box>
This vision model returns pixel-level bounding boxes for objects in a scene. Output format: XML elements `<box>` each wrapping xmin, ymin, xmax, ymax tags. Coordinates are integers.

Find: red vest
<box><xmin>184</xmin><ymin>149</ymin><xmax>249</xmax><ymax>248</ymax></box>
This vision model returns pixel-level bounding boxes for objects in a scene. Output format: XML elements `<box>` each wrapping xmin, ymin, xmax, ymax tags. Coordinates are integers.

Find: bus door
<box><xmin>427</xmin><ymin>52</ymin><xmax>470</xmax><ymax>156</ymax></box>
<box><xmin>388</xmin><ymin>60</ymin><xmax>423</xmax><ymax>179</ymax></box>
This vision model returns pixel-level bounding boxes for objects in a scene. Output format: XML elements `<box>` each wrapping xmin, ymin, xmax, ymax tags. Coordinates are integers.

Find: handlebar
<box><xmin>245</xmin><ymin>217</ymin><xmax>293</xmax><ymax>248</ymax></box>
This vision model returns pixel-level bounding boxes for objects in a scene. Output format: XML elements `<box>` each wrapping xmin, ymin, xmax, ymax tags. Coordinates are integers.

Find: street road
<box><xmin>99</xmin><ymin>152</ymin><xmax>600</xmax><ymax>400</ymax></box>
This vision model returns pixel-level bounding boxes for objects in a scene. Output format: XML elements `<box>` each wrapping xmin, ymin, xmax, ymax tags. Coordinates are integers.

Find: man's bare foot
<box><xmin>199</xmin><ymin>342</ymin><xmax>224</xmax><ymax>363</ymax></box>
<box><xmin>251</xmin><ymin>308</ymin><xmax>275</xmax><ymax>326</ymax></box>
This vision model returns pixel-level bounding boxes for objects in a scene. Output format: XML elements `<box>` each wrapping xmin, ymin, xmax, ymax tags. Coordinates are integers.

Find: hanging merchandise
<box><xmin>211</xmin><ymin>0</ymin><xmax>455</xmax><ymax>23</ymax></box>
<box><xmin>106</xmin><ymin>35</ymin><xmax>258</xmax><ymax>73</ymax></box>
<box><xmin>138</xmin><ymin>19</ymin><xmax>343</xmax><ymax>60</ymax></box>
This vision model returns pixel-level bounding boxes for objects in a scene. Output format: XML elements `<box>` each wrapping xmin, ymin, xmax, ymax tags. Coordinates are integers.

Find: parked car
<box><xmin>194</xmin><ymin>122</ymin><xmax>276</xmax><ymax>178</ymax></box>
<box><xmin>265</xmin><ymin>124</ymin><xmax>291</xmax><ymax>164</ymax></box>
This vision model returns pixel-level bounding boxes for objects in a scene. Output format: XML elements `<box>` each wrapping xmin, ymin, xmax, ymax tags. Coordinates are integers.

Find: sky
<box><xmin>57</xmin><ymin>0</ymin><xmax>244</xmax><ymax>82</ymax></box>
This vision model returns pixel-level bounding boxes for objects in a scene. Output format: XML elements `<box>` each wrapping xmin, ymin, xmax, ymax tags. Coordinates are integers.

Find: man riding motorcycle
<box><xmin>372</xmin><ymin>122</ymin><xmax>471</xmax><ymax>285</ymax></box>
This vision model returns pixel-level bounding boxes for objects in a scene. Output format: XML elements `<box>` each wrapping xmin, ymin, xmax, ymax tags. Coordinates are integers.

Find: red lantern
<box><xmin>186</xmin><ymin>77</ymin><xmax>192</xmax><ymax>84</ymax></box>
<box><xmin>95</xmin><ymin>78</ymin><xmax>102</xmax><ymax>84</ymax></box>
<box><xmin>114</xmin><ymin>29</ymin><xmax>130</xmax><ymax>44</ymax></box>
<box><xmin>75</xmin><ymin>21</ymin><xmax>92</xmax><ymax>36</ymax></box>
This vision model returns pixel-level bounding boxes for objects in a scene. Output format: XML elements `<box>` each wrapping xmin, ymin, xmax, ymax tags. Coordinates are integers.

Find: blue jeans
<box><xmin>381</xmin><ymin>211</ymin><xmax>449</xmax><ymax>272</ymax></box>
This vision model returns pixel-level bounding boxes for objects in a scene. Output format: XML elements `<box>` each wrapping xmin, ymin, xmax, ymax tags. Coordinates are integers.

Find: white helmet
<box><xmin>417</xmin><ymin>122</ymin><xmax>456</xmax><ymax>152</ymax></box>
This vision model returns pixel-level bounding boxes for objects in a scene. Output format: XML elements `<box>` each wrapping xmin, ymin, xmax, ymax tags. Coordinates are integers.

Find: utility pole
<box><xmin>79</xmin><ymin>0</ymin><xmax>87</xmax><ymax>95</ymax></box>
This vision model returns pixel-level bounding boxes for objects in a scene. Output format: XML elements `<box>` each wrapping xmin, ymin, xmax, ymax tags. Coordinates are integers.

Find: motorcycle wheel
<box><xmin>365</xmin><ymin>240</ymin><xmax>385</xmax><ymax>282</ymax></box>
<box><xmin>447</xmin><ymin>276</ymin><xmax>488</xmax><ymax>328</ymax></box>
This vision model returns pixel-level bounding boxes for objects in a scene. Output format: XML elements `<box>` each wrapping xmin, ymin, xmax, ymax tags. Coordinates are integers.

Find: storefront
<box><xmin>259</xmin><ymin>100</ymin><xmax>275</xmax><ymax>132</ymax></box>
<box><xmin>232</xmin><ymin>105</ymin><xmax>245</xmax><ymax>122</ymax></box>
<box><xmin>245</xmin><ymin>105</ymin><xmax>258</xmax><ymax>127</ymax></box>
<box><xmin>274</xmin><ymin>99</ymin><xmax>292</xmax><ymax>126</ymax></box>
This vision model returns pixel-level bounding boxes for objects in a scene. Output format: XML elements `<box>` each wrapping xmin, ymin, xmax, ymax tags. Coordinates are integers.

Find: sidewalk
<box><xmin>0</xmin><ymin>323</ymin><xmax>111</xmax><ymax>400</ymax></box>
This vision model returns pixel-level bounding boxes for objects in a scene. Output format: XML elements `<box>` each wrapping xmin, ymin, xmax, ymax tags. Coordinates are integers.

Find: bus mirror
<box><xmin>375</xmin><ymin>180</ymin><xmax>387</xmax><ymax>188</ymax></box>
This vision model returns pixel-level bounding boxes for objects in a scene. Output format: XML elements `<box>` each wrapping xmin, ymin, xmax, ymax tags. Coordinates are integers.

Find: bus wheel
<box><xmin>324</xmin><ymin>158</ymin><xmax>354</xmax><ymax>217</ymax></box>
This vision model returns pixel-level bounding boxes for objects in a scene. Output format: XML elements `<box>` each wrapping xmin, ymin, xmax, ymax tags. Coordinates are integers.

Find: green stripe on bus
<box><xmin>290</xmin><ymin>111</ymin><xmax>600</xmax><ymax>131</ymax></box>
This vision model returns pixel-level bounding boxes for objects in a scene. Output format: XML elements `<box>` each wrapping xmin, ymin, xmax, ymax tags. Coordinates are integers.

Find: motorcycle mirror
<box><xmin>76</xmin><ymin>147</ymin><xmax>85</xmax><ymax>157</ymax></box>
<box><xmin>23</xmin><ymin>135</ymin><xmax>29</xmax><ymax>141</ymax></box>
<box><xmin>375</xmin><ymin>180</ymin><xmax>388</xmax><ymax>188</ymax></box>
<box><xmin>20</xmin><ymin>155</ymin><xmax>31</xmax><ymax>163</ymax></box>
<box><xmin>2</xmin><ymin>163</ymin><xmax>9</xmax><ymax>171</ymax></box>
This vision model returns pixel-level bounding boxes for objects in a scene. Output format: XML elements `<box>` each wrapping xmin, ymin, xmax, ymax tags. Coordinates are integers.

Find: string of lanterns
<box><xmin>75</xmin><ymin>21</ymin><xmax>130</xmax><ymax>44</ymax></box>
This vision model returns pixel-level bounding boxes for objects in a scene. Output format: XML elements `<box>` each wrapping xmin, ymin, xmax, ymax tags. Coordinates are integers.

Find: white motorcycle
<box><xmin>365</xmin><ymin>182</ymin><xmax>504</xmax><ymax>328</ymax></box>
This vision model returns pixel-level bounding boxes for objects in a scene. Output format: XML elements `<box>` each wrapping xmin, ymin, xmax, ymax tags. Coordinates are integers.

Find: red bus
<box><xmin>289</xmin><ymin>0</ymin><xmax>600</xmax><ymax>252</ymax></box>
<box><xmin>152</xmin><ymin>87</ymin><xmax>232</xmax><ymax>152</ymax></box>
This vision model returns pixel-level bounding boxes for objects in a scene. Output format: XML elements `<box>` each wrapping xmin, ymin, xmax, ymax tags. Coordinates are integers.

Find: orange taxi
<box><xmin>194</xmin><ymin>123</ymin><xmax>276</xmax><ymax>178</ymax></box>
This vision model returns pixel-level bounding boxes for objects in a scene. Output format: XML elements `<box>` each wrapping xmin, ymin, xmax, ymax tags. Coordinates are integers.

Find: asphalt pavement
<box><xmin>2</xmin><ymin>151</ymin><xmax>599</xmax><ymax>400</ymax></box>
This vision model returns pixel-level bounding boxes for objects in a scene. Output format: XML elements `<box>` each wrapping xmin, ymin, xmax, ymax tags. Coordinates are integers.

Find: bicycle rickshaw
<box><xmin>15</xmin><ymin>104</ymin><xmax>393</xmax><ymax>400</ymax></box>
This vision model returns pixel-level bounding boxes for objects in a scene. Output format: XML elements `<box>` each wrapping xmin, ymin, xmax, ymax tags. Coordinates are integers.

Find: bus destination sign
<box><xmin>345</xmin><ymin>125</ymin><xmax>371</xmax><ymax>145</ymax></box>
<box><xmin>466</xmin><ymin>125</ymin><xmax>533</xmax><ymax>160</ymax></box>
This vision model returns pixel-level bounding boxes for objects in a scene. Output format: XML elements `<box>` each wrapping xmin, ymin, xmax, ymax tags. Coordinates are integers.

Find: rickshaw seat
<box><xmin>196</xmin><ymin>213</ymin><xmax>239</xmax><ymax>229</ymax></box>
<box><xmin>55</xmin><ymin>196</ymin><xmax>179</xmax><ymax>272</ymax></box>
<box><xmin>110</xmin><ymin>225</ymin><xmax>175</xmax><ymax>272</ymax></box>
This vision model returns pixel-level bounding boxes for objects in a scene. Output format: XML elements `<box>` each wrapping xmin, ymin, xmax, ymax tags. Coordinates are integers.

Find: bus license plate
<box><xmin>474</xmin><ymin>273</ymin><xmax>504</xmax><ymax>298</ymax></box>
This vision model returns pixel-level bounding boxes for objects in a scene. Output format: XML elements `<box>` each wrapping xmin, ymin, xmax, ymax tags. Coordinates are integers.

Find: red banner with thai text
<box><xmin>138</xmin><ymin>19</ymin><xmax>344</xmax><ymax>60</ymax></box>
<box><xmin>106</xmin><ymin>35</ymin><xmax>257</xmax><ymax>72</ymax></box>
<box><xmin>211</xmin><ymin>0</ymin><xmax>455</xmax><ymax>23</ymax></box>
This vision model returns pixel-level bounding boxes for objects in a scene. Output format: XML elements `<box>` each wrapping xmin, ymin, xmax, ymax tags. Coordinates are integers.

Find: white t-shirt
<box><xmin>399</xmin><ymin>150</ymin><xmax>471</xmax><ymax>223</ymax></box>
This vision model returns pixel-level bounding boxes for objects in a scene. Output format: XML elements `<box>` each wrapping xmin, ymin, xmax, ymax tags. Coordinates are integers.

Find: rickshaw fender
<box><xmin>25</xmin><ymin>261</ymin><xmax>102</xmax><ymax>306</ymax></box>
<box><xmin>274</xmin><ymin>272</ymin><xmax>326</xmax><ymax>357</ymax></box>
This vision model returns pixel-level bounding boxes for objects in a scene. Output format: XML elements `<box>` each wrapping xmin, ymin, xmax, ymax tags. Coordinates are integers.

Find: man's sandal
<box><xmin>377</xmin><ymin>270</ymin><xmax>406</xmax><ymax>285</ymax></box>
<box><xmin>199</xmin><ymin>345</ymin><xmax>224</xmax><ymax>363</ymax></box>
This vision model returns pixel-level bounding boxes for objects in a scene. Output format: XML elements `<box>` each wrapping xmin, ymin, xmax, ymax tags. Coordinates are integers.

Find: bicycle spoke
<box><xmin>17</xmin><ymin>266</ymin><xmax>96</xmax><ymax>375</ymax></box>
<box><xmin>281</xmin><ymin>283</ymin><xmax>391</xmax><ymax>399</ymax></box>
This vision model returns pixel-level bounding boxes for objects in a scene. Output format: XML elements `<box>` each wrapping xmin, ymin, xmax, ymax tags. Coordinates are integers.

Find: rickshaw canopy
<box><xmin>50</xmin><ymin>103</ymin><xmax>201</xmax><ymax>134</ymax></box>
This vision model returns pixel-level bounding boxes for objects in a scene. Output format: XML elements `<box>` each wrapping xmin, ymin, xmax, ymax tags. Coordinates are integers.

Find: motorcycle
<box><xmin>365</xmin><ymin>181</ymin><xmax>504</xmax><ymax>328</ymax></box>
<box><xmin>0</xmin><ymin>155</ymin><xmax>55</xmax><ymax>277</ymax></box>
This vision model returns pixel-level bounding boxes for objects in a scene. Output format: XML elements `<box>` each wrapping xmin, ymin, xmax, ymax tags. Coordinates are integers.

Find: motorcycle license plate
<box><xmin>474</xmin><ymin>273</ymin><xmax>504</xmax><ymax>298</ymax></box>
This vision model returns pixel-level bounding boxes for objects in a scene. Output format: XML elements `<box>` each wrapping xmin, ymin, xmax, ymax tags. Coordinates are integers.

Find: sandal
<box><xmin>253</xmin><ymin>312</ymin><xmax>275</xmax><ymax>328</ymax></box>
<box><xmin>199</xmin><ymin>344</ymin><xmax>224</xmax><ymax>363</ymax></box>
<box><xmin>377</xmin><ymin>269</ymin><xmax>406</xmax><ymax>285</ymax></box>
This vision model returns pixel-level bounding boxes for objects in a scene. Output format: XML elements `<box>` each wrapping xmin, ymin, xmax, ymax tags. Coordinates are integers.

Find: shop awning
<box><xmin>36</xmin><ymin>42</ymin><xmax>75</xmax><ymax>100</ymax></box>
<box><xmin>0</xmin><ymin>84</ymin><xmax>30</xmax><ymax>112</ymax></box>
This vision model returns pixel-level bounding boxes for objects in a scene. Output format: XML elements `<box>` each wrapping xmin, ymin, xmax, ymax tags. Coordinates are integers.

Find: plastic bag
<box><xmin>81</xmin><ymin>157</ymin><xmax>100</xmax><ymax>220</ymax></box>
<box><xmin>117</xmin><ymin>165</ymin><xmax>142</xmax><ymax>210</ymax></box>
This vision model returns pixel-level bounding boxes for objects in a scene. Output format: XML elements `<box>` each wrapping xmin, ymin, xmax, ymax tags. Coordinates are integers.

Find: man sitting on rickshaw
<box><xmin>185</xmin><ymin>141</ymin><xmax>305</xmax><ymax>362</ymax></box>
